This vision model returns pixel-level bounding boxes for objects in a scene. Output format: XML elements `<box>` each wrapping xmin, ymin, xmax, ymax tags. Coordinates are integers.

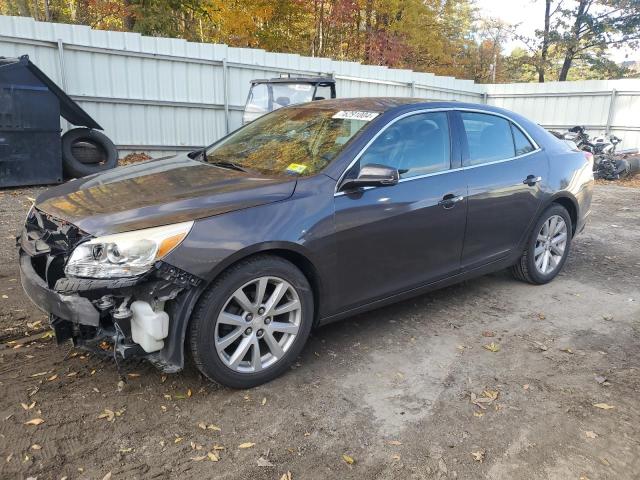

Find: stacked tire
<box><xmin>61</xmin><ymin>128</ymin><xmax>118</xmax><ymax>178</ymax></box>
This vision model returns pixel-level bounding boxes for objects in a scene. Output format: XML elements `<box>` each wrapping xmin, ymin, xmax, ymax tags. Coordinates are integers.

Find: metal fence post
<box><xmin>222</xmin><ymin>58</ymin><xmax>230</xmax><ymax>134</ymax></box>
<box><xmin>56</xmin><ymin>39</ymin><xmax>69</xmax><ymax>131</ymax></box>
<box><xmin>481</xmin><ymin>92</ymin><xmax>488</xmax><ymax>104</ymax></box>
<box><xmin>409</xmin><ymin>81</ymin><xmax>416</xmax><ymax>97</ymax></box>
<box><xmin>605</xmin><ymin>88</ymin><xmax>617</xmax><ymax>135</ymax></box>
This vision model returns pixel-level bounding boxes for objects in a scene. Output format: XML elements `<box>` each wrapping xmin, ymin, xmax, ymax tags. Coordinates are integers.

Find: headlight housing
<box><xmin>65</xmin><ymin>221</ymin><xmax>193</xmax><ymax>279</ymax></box>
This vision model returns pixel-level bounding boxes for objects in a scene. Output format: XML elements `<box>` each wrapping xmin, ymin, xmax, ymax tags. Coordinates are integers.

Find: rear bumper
<box><xmin>19</xmin><ymin>252</ymin><xmax>99</xmax><ymax>326</ymax></box>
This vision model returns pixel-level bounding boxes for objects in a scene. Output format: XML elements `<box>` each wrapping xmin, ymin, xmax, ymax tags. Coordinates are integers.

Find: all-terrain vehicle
<box><xmin>242</xmin><ymin>76</ymin><xmax>336</xmax><ymax>124</ymax></box>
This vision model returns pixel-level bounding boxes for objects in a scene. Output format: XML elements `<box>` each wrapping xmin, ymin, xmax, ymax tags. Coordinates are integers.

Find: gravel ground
<box><xmin>0</xmin><ymin>183</ymin><xmax>639</xmax><ymax>480</ymax></box>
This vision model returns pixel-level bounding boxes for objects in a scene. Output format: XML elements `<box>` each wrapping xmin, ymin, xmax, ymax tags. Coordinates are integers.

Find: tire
<box><xmin>628</xmin><ymin>156</ymin><xmax>640</xmax><ymax>174</ymax></box>
<box><xmin>614</xmin><ymin>158</ymin><xmax>630</xmax><ymax>178</ymax></box>
<box><xmin>188</xmin><ymin>255</ymin><xmax>314</xmax><ymax>388</ymax></box>
<box><xmin>61</xmin><ymin>128</ymin><xmax>118</xmax><ymax>178</ymax></box>
<box><xmin>511</xmin><ymin>204</ymin><xmax>572</xmax><ymax>285</ymax></box>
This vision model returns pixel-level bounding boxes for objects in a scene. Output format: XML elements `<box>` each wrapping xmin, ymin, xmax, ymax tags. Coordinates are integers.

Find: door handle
<box><xmin>438</xmin><ymin>194</ymin><xmax>464</xmax><ymax>209</ymax></box>
<box><xmin>523</xmin><ymin>175</ymin><xmax>542</xmax><ymax>186</ymax></box>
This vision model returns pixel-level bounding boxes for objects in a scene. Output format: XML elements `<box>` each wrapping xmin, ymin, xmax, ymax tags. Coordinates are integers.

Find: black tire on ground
<box><xmin>511</xmin><ymin>204</ymin><xmax>573</xmax><ymax>285</ymax></box>
<box><xmin>614</xmin><ymin>158</ymin><xmax>630</xmax><ymax>178</ymax></box>
<box><xmin>71</xmin><ymin>140</ymin><xmax>106</xmax><ymax>164</ymax></box>
<box><xmin>188</xmin><ymin>255</ymin><xmax>314</xmax><ymax>388</ymax></box>
<box><xmin>61</xmin><ymin>128</ymin><xmax>118</xmax><ymax>178</ymax></box>
<box><xmin>626</xmin><ymin>156</ymin><xmax>640</xmax><ymax>174</ymax></box>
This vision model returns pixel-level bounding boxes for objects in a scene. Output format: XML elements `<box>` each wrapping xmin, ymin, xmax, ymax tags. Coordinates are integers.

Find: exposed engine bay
<box><xmin>18</xmin><ymin>207</ymin><xmax>202</xmax><ymax>372</ymax></box>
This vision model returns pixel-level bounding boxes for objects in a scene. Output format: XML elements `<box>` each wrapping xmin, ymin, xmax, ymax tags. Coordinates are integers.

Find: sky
<box><xmin>476</xmin><ymin>0</ymin><xmax>637</xmax><ymax>63</ymax></box>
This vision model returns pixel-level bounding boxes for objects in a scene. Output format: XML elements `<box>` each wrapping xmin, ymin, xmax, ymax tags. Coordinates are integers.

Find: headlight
<box><xmin>65</xmin><ymin>221</ymin><xmax>193</xmax><ymax>278</ymax></box>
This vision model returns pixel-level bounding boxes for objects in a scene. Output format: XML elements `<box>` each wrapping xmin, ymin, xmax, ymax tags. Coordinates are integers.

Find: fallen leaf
<box><xmin>174</xmin><ymin>437</ymin><xmax>183</xmax><ymax>444</ymax></box>
<box><xmin>279</xmin><ymin>472</ymin><xmax>292</xmax><ymax>480</ymax></box>
<box><xmin>585</xmin><ymin>431</ymin><xmax>598</xmax><ymax>439</ymax></box>
<box><xmin>29</xmin><ymin>371</ymin><xmax>48</xmax><ymax>378</ymax></box>
<box><xmin>593</xmin><ymin>403</ymin><xmax>615</xmax><ymax>410</ymax></box>
<box><xmin>24</xmin><ymin>418</ymin><xmax>44</xmax><ymax>426</ymax></box>
<box><xmin>523</xmin><ymin>384</ymin><xmax>530</xmax><ymax>390</ymax></box>
<box><xmin>238</xmin><ymin>442</ymin><xmax>255</xmax><ymax>449</ymax></box>
<box><xmin>471</xmin><ymin>450</ymin><xmax>485</xmax><ymax>463</ymax></box>
<box><xmin>98</xmin><ymin>409</ymin><xmax>115</xmax><ymax>422</ymax></box>
<box><xmin>30</xmin><ymin>444</ymin><xmax>41</xmax><ymax>450</ymax></box>
<box><xmin>560</xmin><ymin>348</ymin><xmax>574</xmax><ymax>354</ymax></box>
<box><xmin>483</xmin><ymin>342</ymin><xmax>500</xmax><ymax>352</ymax></box>
<box><xmin>481</xmin><ymin>331</ymin><xmax>495</xmax><ymax>337</ymax></box>
<box><xmin>261</xmin><ymin>397</ymin><xmax>267</xmax><ymax>406</ymax></box>
<box><xmin>187</xmin><ymin>389</ymin><xmax>192</xmax><ymax>397</ymax></box>
<box><xmin>47</xmin><ymin>374</ymin><xmax>58</xmax><ymax>381</ymax></box>
<box><xmin>212</xmin><ymin>444</ymin><xmax>225</xmax><ymax>450</ymax></box>
<box><xmin>190</xmin><ymin>455</ymin><xmax>207</xmax><ymax>461</ymax></box>
<box><xmin>538</xmin><ymin>313</ymin><xmax>546</xmax><ymax>320</ymax></box>
<box><xmin>257</xmin><ymin>456</ymin><xmax>274</xmax><ymax>467</ymax></box>
<box><xmin>387</xmin><ymin>440</ymin><xmax>402</xmax><ymax>446</ymax></box>
<box><xmin>391</xmin><ymin>454</ymin><xmax>401</xmax><ymax>460</ymax></box>
<box><xmin>21</xmin><ymin>402</ymin><xmax>35</xmax><ymax>410</ymax></box>
<box><xmin>207</xmin><ymin>451</ymin><xmax>219</xmax><ymax>462</ymax></box>
<box><xmin>127</xmin><ymin>373</ymin><xmax>140</xmax><ymax>378</ymax></box>
<box><xmin>102</xmin><ymin>473</ymin><xmax>112</xmax><ymax>480</ymax></box>
<box><xmin>119</xmin><ymin>448</ymin><xmax>133</xmax><ymax>453</ymax></box>
<box><xmin>473</xmin><ymin>411</ymin><xmax>484</xmax><ymax>418</ymax></box>
<box><xmin>342</xmin><ymin>453</ymin><xmax>355</xmax><ymax>465</ymax></box>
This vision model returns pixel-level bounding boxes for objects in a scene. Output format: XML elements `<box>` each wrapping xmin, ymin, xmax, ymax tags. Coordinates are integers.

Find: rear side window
<box><xmin>461</xmin><ymin>112</ymin><xmax>515</xmax><ymax>166</ymax></box>
<box><xmin>511</xmin><ymin>124</ymin><xmax>535</xmax><ymax>156</ymax></box>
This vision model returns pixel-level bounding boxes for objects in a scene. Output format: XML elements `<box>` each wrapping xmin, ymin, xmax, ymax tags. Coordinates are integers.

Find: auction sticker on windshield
<box><xmin>332</xmin><ymin>111</ymin><xmax>379</xmax><ymax>121</ymax></box>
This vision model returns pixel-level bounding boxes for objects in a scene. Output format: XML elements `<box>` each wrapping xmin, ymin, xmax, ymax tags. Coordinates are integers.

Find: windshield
<box><xmin>206</xmin><ymin>106</ymin><xmax>376</xmax><ymax>177</ymax></box>
<box><xmin>246</xmin><ymin>83</ymin><xmax>315</xmax><ymax>113</ymax></box>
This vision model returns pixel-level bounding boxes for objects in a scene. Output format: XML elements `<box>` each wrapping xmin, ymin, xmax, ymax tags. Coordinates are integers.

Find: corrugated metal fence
<box><xmin>1</xmin><ymin>15</ymin><xmax>640</xmax><ymax>156</ymax></box>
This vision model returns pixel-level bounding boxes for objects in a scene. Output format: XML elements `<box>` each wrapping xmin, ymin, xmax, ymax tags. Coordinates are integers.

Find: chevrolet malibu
<box><xmin>18</xmin><ymin>98</ymin><xmax>594</xmax><ymax>388</ymax></box>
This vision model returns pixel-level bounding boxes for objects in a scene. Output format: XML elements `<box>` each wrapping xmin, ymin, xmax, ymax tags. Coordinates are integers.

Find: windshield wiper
<box><xmin>208</xmin><ymin>160</ymin><xmax>248</xmax><ymax>173</ymax></box>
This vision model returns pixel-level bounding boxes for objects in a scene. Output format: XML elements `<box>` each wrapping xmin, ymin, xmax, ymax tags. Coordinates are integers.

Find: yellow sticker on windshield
<box><xmin>286</xmin><ymin>163</ymin><xmax>307</xmax><ymax>174</ymax></box>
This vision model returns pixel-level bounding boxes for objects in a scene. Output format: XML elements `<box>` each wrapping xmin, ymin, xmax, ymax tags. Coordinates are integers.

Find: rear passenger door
<box><xmin>455</xmin><ymin>110</ymin><xmax>549</xmax><ymax>270</ymax></box>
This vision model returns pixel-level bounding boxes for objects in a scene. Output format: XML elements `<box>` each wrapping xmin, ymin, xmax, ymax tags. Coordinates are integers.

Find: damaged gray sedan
<box><xmin>18</xmin><ymin>98</ymin><xmax>593</xmax><ymax>388</ymax></box>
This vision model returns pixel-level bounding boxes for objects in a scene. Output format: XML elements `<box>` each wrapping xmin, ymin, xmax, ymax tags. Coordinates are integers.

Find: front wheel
<box><xmin>511</xmin><ymin>204</ymin><xmax>572</xmax><ymax>284</ymax></box>
<box><xmin>188</xmin><ymin>255</ymin><xmax>313</xmax><ymax>388</ymax></box>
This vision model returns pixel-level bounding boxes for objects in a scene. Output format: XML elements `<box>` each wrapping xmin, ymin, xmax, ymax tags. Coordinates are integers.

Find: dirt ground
<box><xmin>0</xmin><ymin>182</ymin><xmax>639</xmax><ymax>480</ymax></box>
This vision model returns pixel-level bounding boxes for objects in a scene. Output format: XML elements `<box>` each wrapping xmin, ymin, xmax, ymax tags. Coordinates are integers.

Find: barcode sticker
<box><xmin>332</xmin><ymin>111</ymin><xmax>379</xmax><ymax>121</ymax></box>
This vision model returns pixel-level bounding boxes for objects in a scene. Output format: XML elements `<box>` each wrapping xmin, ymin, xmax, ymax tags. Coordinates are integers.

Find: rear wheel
<box><xmin>188</xmin><ymin>255</ymin><xmax>313</xmax><ymax>388</ymax></box>
<box><xmin>511</xmin><ymin>204</ymin><xmax>572</xmax><ymax>284</ymax></box>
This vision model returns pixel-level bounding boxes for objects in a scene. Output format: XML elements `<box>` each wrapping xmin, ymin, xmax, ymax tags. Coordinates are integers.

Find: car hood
<box><xmin>35</xmin><ymin>154</ymin><xmax>297</xmax><ymax>236</ymax></box>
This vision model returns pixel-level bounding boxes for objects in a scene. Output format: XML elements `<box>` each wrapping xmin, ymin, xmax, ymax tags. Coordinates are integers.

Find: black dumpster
<box><xmin>0</xmin><ymin>55</ymin><xmax>102</xmax><ymax>187</ymax></box>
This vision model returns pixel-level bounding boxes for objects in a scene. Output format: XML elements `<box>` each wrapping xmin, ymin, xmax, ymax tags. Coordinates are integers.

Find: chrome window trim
<box><xmin>334</xmin><ymin>107</ymin><xmax>541</xmax><ymax>197</ymax></box>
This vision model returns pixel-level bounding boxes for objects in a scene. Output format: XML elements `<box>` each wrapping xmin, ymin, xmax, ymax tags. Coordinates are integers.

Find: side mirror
<box><xmin>340</xmin><ymin>163</ymin><xmax>399</xmax><ymax>191</ymax></box>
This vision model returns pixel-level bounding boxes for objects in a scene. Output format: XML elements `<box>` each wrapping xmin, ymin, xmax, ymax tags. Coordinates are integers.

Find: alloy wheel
<box><xmin>534</xmin><ymin>214</ymin><xmax>568</xmax><ymax>275</ymax></box>
<box><xmin>214</xmin><ymin>276</ymin><xmax>302</xmax><ymax>373</ymax></box>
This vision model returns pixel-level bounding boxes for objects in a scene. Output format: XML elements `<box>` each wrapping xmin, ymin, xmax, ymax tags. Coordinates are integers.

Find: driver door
<box><xmin>332</xmin><ymin>111</ymin><xmax>468</xmax><ymax>312</ymax></box>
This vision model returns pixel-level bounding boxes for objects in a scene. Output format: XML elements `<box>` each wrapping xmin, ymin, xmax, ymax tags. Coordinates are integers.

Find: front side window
<box><xmin>359</xmin><ymin>111</ymin><xmax>451</xmax><ymax>179</ymax></box>
<box><xmin>206</xmin><ymin>106</ymin><xmax>372</xmax><ymax>177</ymax></box>
<box><xmin>461</xmin><ymin>112</ymin><xmax>515</xmax><ymax>166</ymax></box>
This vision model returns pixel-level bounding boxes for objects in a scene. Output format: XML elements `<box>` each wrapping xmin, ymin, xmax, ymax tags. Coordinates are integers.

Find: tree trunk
<box><xmin>123</xmin><ymin>0</ymin><xmax>136</xmax><ymax>30</ymax></box>
<box><xmin>364</xmin><ymin>0</ymin><xmax>373</xmax><ymax>63</ymax></box>
<box><xmin>538</xmin><ymin>0</ymin><xmax>551</xmax><ymax>82</ymax></box>
<box><xmin>559</xmin><ymin>0</ymin><xmax>589</xmax><ymax>81</ymax></box>
<box><xmin>44</xmin><ymin>0</ymin><xmax>51</xmax><ymax>21</ymax></box>
<box><xmin>16</xmin><ymin>0</ymin><xmax>30</xmax><ymax>16</ymax></box>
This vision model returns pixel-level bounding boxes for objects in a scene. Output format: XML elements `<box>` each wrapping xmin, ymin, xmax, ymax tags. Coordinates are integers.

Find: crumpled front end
<box><xmin>18</xmin><ymin>207</ymin><xmax>202</xmax><ymax>372</ymax></box>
